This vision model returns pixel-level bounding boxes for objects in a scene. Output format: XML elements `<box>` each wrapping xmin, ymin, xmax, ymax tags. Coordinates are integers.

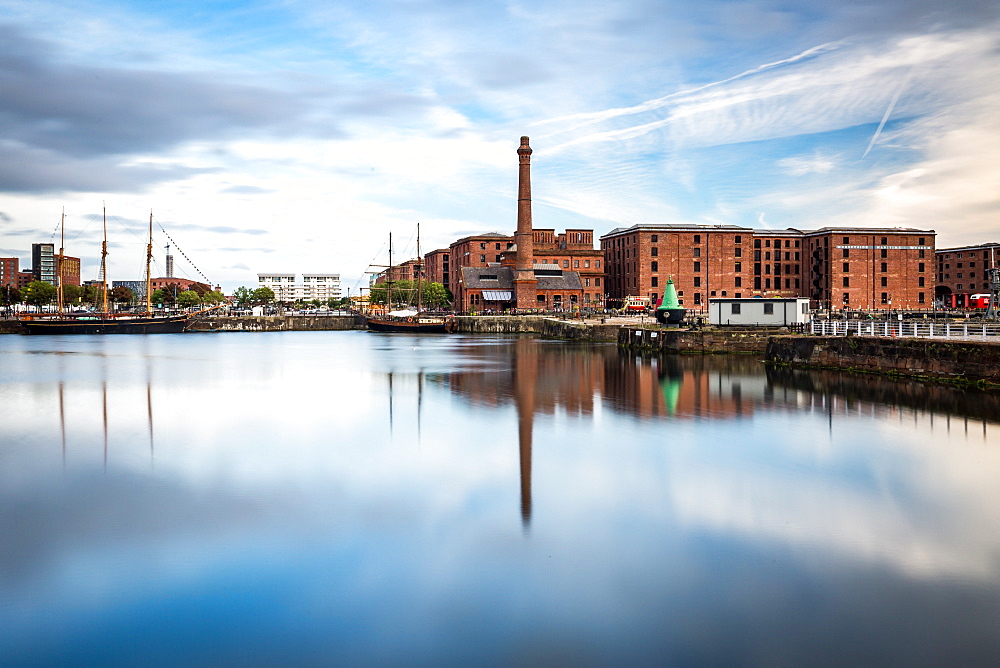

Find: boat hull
<box><xmin>21</xmin><ymin>315</ymin><xmax>189</xmax><ymax>335</ymax></box>
<box><xmin>367</xmin><ymin>317</ymin><xmax>453</xmax><ymax>333</ymax></box>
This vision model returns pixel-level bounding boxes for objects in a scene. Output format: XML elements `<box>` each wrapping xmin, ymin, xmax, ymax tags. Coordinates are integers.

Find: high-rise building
<box><xmin>31</xmin><ymin>243</ymin><xmax>56</xmax><ymax>285</ymax></box>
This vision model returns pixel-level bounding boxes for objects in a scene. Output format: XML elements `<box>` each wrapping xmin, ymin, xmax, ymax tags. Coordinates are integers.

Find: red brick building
<box><xmin>60</xmin><ymin>255</ymin><xmax>81</xmax><ymax>287</ymax></box>
<box><xmin>0</xmin><ymin>257</ymin><xmax>18</xmax><ymax>287</ymax></box>
<box><xmin>453</xmin><ymin>137</ymin><xmax>589</xmax><ymax>313</ymax></box>
<box><xmin>423</xmin><ymin>249</ymin><xmax>451</xmax><ymax>290</ymax></box>
<box><xmin>601</xmin><ymin>224</ymin><xmax>934</xmax><ymax>311</ymax></box>
<box><xmin>935</xmin><ymin>242</ymin><xmax>1000</xmax><ymax>307</ymax></box>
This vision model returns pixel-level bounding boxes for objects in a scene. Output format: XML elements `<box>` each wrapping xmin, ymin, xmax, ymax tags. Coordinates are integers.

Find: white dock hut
<box><xmin>709</xmin><ymin>298</ymin><xmax>811</xmax><ymax>326</ymax></box>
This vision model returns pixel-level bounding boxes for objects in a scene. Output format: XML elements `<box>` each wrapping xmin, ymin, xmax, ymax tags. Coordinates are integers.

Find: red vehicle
<box><xmin>969</xmin><ymin>294</ymin><xmax>991</xmax><ymax>309</ymax></box>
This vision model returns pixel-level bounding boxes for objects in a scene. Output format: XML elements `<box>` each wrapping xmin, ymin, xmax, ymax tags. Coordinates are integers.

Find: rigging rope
<box><xmin>155</xmin><ymin>219</ymin><xmax>213</xmax><ymax>286</ymax></box>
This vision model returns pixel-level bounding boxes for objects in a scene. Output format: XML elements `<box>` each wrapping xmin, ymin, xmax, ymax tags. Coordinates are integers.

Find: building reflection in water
<box><xmin>441</xmin><ymin>341</ymin><xmax>1000</xmax><ymax>529</ymax></box>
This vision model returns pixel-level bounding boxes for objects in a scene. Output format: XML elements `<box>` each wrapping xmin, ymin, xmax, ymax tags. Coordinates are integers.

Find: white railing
<box><xmin>810</xmin><ymin>320</ymin><xmax>1000</xmax><ymax>339</ymax></box>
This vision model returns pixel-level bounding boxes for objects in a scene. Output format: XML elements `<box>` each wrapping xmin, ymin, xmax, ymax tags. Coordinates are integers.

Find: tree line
<box><xmin>1</xmin><ymin>281</ymin><xmax>226</xmax><ymax>309</ymax></box>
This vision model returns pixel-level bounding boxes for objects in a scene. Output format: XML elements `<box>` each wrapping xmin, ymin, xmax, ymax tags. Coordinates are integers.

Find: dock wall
<box><xmin>765</xmin><ymin>335</ymin><xmax>1000</xmax><ymax>385</ymax></box>
<box><xmin>618</xmin><ymin>327</ymin><xmax>779</xmax><ymax>354</ymax></box>
<box><xmin>452</xmin><ymin>316</ymin><xmax>619</xmax><ymax>341</ymax></box>
<box><xmin>188</xmin><ymin>315</ymin><xmax>366</xmax><ymax>332</ymax></box>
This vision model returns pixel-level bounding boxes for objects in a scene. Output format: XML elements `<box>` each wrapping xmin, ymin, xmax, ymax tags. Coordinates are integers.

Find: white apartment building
<box><xmin>258</xmin><ymin>273</ymin><xmax>342</xmax><ymax>303</ymax></box>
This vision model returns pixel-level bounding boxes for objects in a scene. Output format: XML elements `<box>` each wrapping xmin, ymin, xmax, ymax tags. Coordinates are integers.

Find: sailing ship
<box><xmin>366</xmin><ymin>225</ymin><xmax>454</xmax><ymax>333</ymax></box>
<box><xmin>22</xmin><ymin>209</ymin><xmax>210</xmax><ymax>335</ymax></box>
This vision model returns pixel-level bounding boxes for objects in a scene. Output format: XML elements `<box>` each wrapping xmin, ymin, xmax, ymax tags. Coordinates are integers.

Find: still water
<box><xmin>2</xmin><ymin>331</ymin><xmax>1000</xmax><ymax>664</ymax></box>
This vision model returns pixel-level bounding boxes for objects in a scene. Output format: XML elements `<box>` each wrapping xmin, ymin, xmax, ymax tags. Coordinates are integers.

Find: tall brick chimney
<box><xmin>513</xmin><ymin>136</ymin><xmax>537</xmax><ymax>310</ymax></box>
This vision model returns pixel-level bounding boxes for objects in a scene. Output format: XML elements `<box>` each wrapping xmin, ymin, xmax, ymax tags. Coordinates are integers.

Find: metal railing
<box><xmin>810</xmin><ymin>320</ymin><xmax>1000</xmax><ymax>340</ymax></box>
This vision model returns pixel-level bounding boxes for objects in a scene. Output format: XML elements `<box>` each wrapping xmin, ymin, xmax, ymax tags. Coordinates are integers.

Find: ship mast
<box><xmin>56</xmin><ymin>208</ymin><xmax>65</xmax><ymax>314</ymax></box>
<box><xmin>387</xmin><ymin>232</ymin><xmax>393</xmax><ymax>313</ymax></box>
<box><xmin>416</xmin><ymin>221</ymin><xmax>422</xmax><ymax>313</ymax></box>
<box><xmin>100</xmin><ymin>204</ymin><xmax>109</xmax><ymax>314</ymax></box>
<box><xmin>145</xmin><ymin>211</ymin><xmax>153</xmax><ymax>314</ymax></box>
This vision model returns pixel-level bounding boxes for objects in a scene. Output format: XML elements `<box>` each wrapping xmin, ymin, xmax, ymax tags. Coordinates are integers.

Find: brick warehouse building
<box><xmin>935</xmin><ymin>242</ymin><xmax>1000</xmax><ymax>307</ymax></box>
<box><xmin>454</xmin><ymin>137</ymin><xmax>587</xmax><ymax>313</ymax></box>
<box><xmin>601</xmin><ymin>224</ymin><xmax>934</xmax><ymax>311</ymax></box>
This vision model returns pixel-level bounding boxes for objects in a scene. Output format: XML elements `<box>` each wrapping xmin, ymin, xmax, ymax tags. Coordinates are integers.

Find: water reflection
<box><xmin>2</xmin><ymin>333</ymin><xmax>1000</xmax><ymax>664</ymax></box>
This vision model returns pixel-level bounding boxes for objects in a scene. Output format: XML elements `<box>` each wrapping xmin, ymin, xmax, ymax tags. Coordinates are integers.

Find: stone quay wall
<box><xmin>618</xmin><ymin>327</ymin><xmax>780</xmax><ymax>354</ymax></box>
<box><xmin>188</xmin><ymin>315</ymin><xmax>366</xmax><ymax>332</ymax></box>
<box><xmin>453</xmin><ymin>316</ymin><xmax>620</xmax><ymax>341</ymax></box>
<box><xmin>765</xmin><ymin>335</ymin><xmax>1000</xmax><ymax>385</ymax></box>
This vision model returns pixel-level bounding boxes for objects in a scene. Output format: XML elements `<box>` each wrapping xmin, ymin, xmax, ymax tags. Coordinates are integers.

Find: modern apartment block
<box><xmin>935</xmin><ymin>242</ymin><xmax>1000</xmax><ymax>307</ymax></box>
<box><xmin>31</xmin><ymin>243</ymin><xmax>55</xmax><ymax>285</ymax></box>
<box><xmin>601</xmin><ymin>224</ymin><xmax>935</xmax><ymax>311</ymax></box>
<box><xmin>257</xmin><ymin>273</ymin><xmax>342</xmax><ymax>303</ymax></box>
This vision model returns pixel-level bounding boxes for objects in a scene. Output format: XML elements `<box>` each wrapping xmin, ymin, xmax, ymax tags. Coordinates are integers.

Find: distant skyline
<box><xmin>1</xmin><ymin>0</ymin><xmax>998</xmax><ymax>294</ymax></box>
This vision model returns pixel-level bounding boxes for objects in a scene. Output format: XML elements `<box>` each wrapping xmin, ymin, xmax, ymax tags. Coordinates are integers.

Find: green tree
<box><xmin>151</xmin><ymin>288</ymin><xmax>174</xmax><ymax>306</ymax></box>
<box><xmin>177</xmin><ymin>290</ymin><xmax>202</xmax><ymax>308</ymax></box>
<box><xmin>62</xmin><ymin>284</ymin><xmax>83</xmax><ymax>305</ymax></box>
<box><xmin>1</xmin><ymin>284</ymin><xmax>21</xmax><ymax>307</ymax></box>
<box><xmin>109</xmin><ymin>286</ymin><xmax>134</xmax><ymax>304</ymax></box>
<box><xmin>421</xmin><ymin>282</ymin><xmax>451</xmax><ymax>309</ymax></box>
<box><xmin>22</xmin><ymin>281</ymin><xmax>57</xmax><ymax>307</ymax></box>
<box><xmin>202</xmin><ymin>290</ymin><xmax>226</xmax><ymax>305</ymax></box>
<box><xmin>233</xmin><ymin>286</ymin><xmax>253</xmax><ymax>306</ymax></box>
<box><xmin>250</xmin><ymin>286</ymin><xmax>275</xmax><ymax>304</ymax></box>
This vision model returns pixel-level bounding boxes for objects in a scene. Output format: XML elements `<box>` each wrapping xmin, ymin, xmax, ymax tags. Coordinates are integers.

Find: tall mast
<box><xmin>100</xmin><ymin>204</ymin><xmax>109</xmax><ymax>313</ymax></box>
<box><xmin>387</xmin><ymin>232</ymin><xmax>393</xmax><ymax>313</ymax></box>
<box><xmin>56</xmin><ymin>207</ymin><xmax>65</xmax><ymax>314</ymax></box>
<box><xmin>416</xmin><ymin>221</ymin><xmax>422</xmax><ymax>313</ymax></box>
<box><xmin>145</xmin><ymin>211</ymin><xmax>154</xmax><ymax>314</ymax></box>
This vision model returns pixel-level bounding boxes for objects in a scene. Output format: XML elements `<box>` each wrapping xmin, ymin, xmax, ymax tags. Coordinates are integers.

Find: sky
<box><xmin>1</xmin><ymin>0</ymin><xmax>998</xmax><ymax>295</ymax></box>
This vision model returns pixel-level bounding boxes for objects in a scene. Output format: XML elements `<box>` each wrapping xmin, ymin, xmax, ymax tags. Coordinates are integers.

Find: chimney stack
<box><xmin>513</xmin><ymin>136</ymin><xmax>537</xmax><ymax>309</ymax></box>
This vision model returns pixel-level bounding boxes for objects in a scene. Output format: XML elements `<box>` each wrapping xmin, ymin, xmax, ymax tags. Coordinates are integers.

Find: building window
<box><xmin>881</xmin><ymin>237</ymin><xmax>888</xmax><ymax>245</ymax></box>
<box><xmin>574</xmin><ymin>260</ymin><xmax>580</xmax><ymax>268</ymax></box>
<box><xmin>480</xmin><ymin>255</ymin><xmax>486</xmax><ymax>262</ymax></box>
<box><xmin>651</xmin><ymin>277</ymin><xmax>658</xmax><ymax>287</ymax></box>
<box><xmin>693</xmin><ymin>248</ymin><xmax>701</xmax><ymax>257</ymax></box>
<box><xmin>694</xmin><ymin>277</ymin><xmax>701</xmax><ymax>287</ymax></box>
<box><xmin>595</xmin><ymin>260</ymin><xmax>601</xmax><ymax>268</ymax></box>
<box><xmin>563</xmin><ymin>260</ymin><xmax>569</xmax><ymax>268</ymax></box>
<box><xmin>480</xmin><ymin>243</ymin><xmax>486</xmax><ymax>250</ymax></box>
<box><xmin>651</xmin><ymin>261</ymin><xmax>658</xmax><ymax>272</ymax></box>
<box><xmin>764</xmin><ymin>303</ymin><xmax>774</xmax><ymax>315</ymax></box>
<box><xmin>735</xmin><ymin>262</ymin><xmax>742</xmax><ymax>272</ymax></box>
<box><xmin>843</xmin><ymin>262</ymin><xmax>849</xmax><ymax>272</ymax></box>
<box><xmin>694</xmin><ymin>261</ymin><xmax>701</xmax><ymax>272</ymax></box>
<box><xmin>651</xmin><ymin>247</ymin><xmax>659</xmax><ymax>257</ymax></box>
<box><xmin>843</xmin><ymin>277</ymin><xmax>850</xmax><ymax>287</ymax></box>
<box><xmin>843</xmin><ymin>293</ymin><xmax>850</xmax><ymax>304</ymax></box>
<box><xmin>881</xmin><ymin>249</ymin><xmax>887</xmax><ymax>258</ymax></box>
<box><xmin>694</xmin><ymin>293</ymin><xmax>701</xmax><ymax>304</ymax></box>
<box><xmin>919</xmin><ymin>238</ymin><xmax>925</xmax><ymax>245</ymax></box>
<box><xmin>754</xmin><ymin>239</ymin><xmax>761</xmax><ymax>248</ymax></box>
<box><xmin>765</xmin><ymin>251</ymin><xmax>771</xmax><ymax>261</ymax></box>
<box><xmin>918</xmin><ymin>263</ymin><xmax>925</xmax><ymax>272</ymax></box>
<box><xmin>881</xmin><ymin>292</ymin><xmax>889</xmax><ymax>304</ymax></box>
<box><xmin>842</xmin><ymin>249</ymin><xmax>849</xmax><ymax>258</ymax></box>
<box><xmin>735</xmin><ymin>277</ymin><xmax>742</xmax><ymax>287</ymax></box>
<box><xmin>735</xmin><ymin>235</ymin><xmax>742</xmax><ymax>244</ymax></box>
<box><xmin>694</xmin><ymin>235</ymin><xmax>701</xmax><ymax>243</ymax></box>
<box><xmin>595</xmin><ymin>277</ymin><xmax>601</xmax><ymax>286</ymax></box>
<box><xmin>918</xmin><ymin>277</ymin><xmax>925</xmax><ymax>287</ymax></box>
<box><xmin>881</xmin><ymin>276</ymin><xmax>888</xmax><ymax>287</ymax></box>
<box><xmin>735</xmin><ymin>248</ymin><xmax>742</xmax><ymax>258</ymax></box>
<box><xmin>843</xmin><ymin>237</ymin><xmax>850</xmax><ymax>244</ymax></box>
<box><xmin>584</xmin><ymin>260</ymin><xmax>590</xmax><ymax>268</ymax></box>
<box><xmin>918</xmin><ymin>292</ymin><xmax>925</xmax><ymax>303</ymax></box>
<box><xmin>651</xmin><ymin>234</ymin><xmax>658</xmax><ymax>242</ymax></box>
<box><xmin>732</xmin><ymin>303</ymin><xmax>741</xmax><ymax>314</ymax></box>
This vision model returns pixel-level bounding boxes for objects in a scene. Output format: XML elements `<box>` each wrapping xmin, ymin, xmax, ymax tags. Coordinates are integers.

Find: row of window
<box><xmin>839</xmin><ymin>292</ymin><xmax>927</xmax><ymax>304</ymax></box>
<box><xmin>843</xmin><ymin>277</ymin><xmax>927</xmax><ymax>287</ymax></box>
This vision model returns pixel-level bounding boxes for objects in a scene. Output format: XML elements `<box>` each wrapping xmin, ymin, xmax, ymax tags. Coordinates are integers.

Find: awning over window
<box><xmin>481</xmin><ymin>290</ymin><xmax>513</xmax><ymax>301</ymax></box>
